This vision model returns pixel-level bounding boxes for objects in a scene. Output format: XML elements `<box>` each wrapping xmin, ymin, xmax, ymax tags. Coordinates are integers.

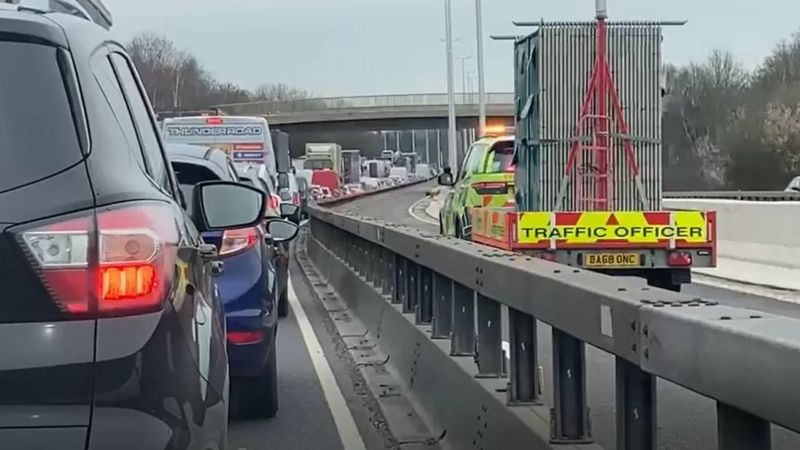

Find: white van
<box><xmin>162</xmin><ymin>115</ymin><xmax>277</xmax><ymax>175</ymax></box>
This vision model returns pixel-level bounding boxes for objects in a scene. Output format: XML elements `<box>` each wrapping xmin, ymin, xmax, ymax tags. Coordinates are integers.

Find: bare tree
<box><xmin>125</xmin><ymin>33</ymin><xmax>315</xmax><ymax>113</ymax></box>
<box><xmin>253</xmin><ymin>83</ymin><xmax>312</xmax><ymax>102</ymax></box>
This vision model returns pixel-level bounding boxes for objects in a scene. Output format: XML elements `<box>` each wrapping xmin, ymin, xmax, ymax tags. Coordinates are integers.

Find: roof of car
<box><xmin>166</xmin><ymin>144</ymin><xmax>232</xmax><ymax>181</ymax></box>
<box><xmin>165</xmin><ymin>143</ymin><xmax>215</xmax><ymax>160</ymax></box>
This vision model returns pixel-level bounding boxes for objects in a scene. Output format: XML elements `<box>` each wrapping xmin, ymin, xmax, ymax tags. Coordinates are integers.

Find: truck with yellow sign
<box><xmin>466</xmin><ymin>8</ymin><xmax>715</xmax><ymax>291</ymax></box>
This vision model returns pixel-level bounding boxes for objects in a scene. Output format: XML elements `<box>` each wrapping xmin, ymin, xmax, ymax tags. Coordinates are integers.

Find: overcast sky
<box><xmin>104</xmin><ymin>0</ymin><xmax>797</xmax><ymax>97</ymax></box>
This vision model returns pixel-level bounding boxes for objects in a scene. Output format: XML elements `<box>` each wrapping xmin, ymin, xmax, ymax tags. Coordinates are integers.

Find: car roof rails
<box><xmin>4</xmin><ymin>0</ymin><xmax>113</xmax><ymax>29</ymax></box>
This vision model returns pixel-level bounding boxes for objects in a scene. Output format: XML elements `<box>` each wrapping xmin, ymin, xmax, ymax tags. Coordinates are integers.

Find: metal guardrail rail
<box><xmin>307</xmin><ymin>204</ymin><xmax>800</xmax><ymax>449</ymax></box>
<box><xmin>664</xmin><ymin>190</ymin><xmax>800</xmax><ymax>201</ymax></box>
<box><xmin>216</xmin><ymin>92</ymin><xmax>515</xmax><ymax>116</ymax></box>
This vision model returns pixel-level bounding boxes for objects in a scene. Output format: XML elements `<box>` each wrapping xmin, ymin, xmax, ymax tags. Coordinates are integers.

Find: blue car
<box><xmin>166</xmin><ymin>144</ymin><xmax>299</xmax><ymax>418</ymax></box>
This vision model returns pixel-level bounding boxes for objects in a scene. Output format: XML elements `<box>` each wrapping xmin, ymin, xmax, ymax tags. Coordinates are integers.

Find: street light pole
<box><xmin>444</xmin><ymin>0</ymin><xmax>457</xmax><ymax>171</ymax></box>
<box><xmin>461</xmin><ymin>57</ymin><xmax>467</xmax><ymax>101</ymax></box>
<box><xmin>475</xmin><ymin>0</ymin><xmax>487</xmax><ymax>136</ymax></box>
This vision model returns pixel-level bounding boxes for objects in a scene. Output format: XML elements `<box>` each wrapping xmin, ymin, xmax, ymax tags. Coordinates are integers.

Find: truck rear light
<box><xmin>292</xmin><ymin>192</ymin><xmax>300</xmax><ymax>206</ymax></box>
<box><xmin>220</xmin><ymin>227</ymin><xmax>259</xmax><ymax>257</ymax></box>
<box><xmin>473</xmin><ymin>181</ymin><xmax>509</xmax><ymax>195</ymax></box>
<box><xmin>206</xmin><ymin>116</ymin><xmax>224</xmax><ymax>125</ymax></box>
<box><xmin>227</xmin><ymin>330</ymin><xmax>263</xmax><ymax>345</ymax></box>
<box><xmin>667</xmin><ymin>251</ymin><xmax>692</xmax><ymax>267</ymax></box>
<box><xmin>19</xmin><ymin>203</ymin><xmax>179</xmax><ymax>317</ymax></box>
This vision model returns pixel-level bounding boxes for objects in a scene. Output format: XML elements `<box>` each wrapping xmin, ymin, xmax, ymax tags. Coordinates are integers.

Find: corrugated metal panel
<box><xmin>515</xmin><ymin>24</ymin><xmax>663</xmax><ymax>212</ymax></box>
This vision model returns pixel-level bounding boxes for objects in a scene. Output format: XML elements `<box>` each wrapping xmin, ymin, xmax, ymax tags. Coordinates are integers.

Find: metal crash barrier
<box><xmin>664</xmin><ymin>190</ymin><xmax>800</xmax><ymax>201</ymax></box>
<box><xmin>304</xmin><ymin>204</ymin><xmax>800</xmax><ymax>450</ymax></box>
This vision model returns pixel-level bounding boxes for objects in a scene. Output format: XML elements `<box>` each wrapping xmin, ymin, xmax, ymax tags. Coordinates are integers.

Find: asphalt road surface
<box><xmin>227</xmin><ymin>267</ymin><xmax>397</xmax><ymax>450</ymax></box>
<box><xmin>334</xmin><ymin>182</ymin><xmax>800</xmax><ymax>450</ymax></box>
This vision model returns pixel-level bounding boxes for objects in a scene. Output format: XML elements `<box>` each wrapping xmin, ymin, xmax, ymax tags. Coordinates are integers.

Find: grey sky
<box><xmin>104</xmin><ymin>0</ymin><xmax>798</xmax><ymax>97</ymax></box>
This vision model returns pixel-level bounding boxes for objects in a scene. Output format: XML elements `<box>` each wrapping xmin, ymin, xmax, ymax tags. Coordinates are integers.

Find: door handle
<box><xmin>200</xmin><ymin>244</ymin><xmax>218</xmax><ymax>260</ymax></box>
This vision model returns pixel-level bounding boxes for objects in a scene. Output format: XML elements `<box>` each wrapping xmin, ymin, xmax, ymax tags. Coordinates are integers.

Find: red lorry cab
<box><xmin>311</xmin><ymin>169</ymin><xmax>340</xmax><ymax>193</ymax></box>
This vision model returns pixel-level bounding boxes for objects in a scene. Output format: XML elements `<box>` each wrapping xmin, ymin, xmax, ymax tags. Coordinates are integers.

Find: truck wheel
<box><xmin>231</xmin><ymin>346</ymin><xmax>279</xmax><ymax>419</ymax></box>
<box><xmin>278</xmin><ymin>287</ymin><xmax>289</xmax><ymax>318</ymax></box>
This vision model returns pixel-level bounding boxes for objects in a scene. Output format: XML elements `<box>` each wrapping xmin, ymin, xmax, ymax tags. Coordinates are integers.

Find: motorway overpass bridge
<box><xmin>217</xmin><ymin>93</ymin><xmax>515</xmax><ymax>161</ymax></box>
<box><xmin>217</xmin><ymin>92</ymin><xmax>515</xmax><ymax>131</ymax></box>
<box><xmin>263</xmin><ymin>182</ymin><xmax>800</xmax><ymax>450</ymax></box>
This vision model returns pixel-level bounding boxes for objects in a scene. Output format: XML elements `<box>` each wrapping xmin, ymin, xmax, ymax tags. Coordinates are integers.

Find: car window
<box><xmin>484</xmin><ymin>141</ymin><xmax>515</xmax><ymax>173</ymax></box>
<box><xmin>109</xmin><ymin>52</ymin><xmax>171</xmax><ymax>193</ymax></box>
<box><xmin>92</xmin><ymin>53</ymin><xmax>147</xmax><ymax>171</ymax></box>
<box><xmin>171</xmin><ymin>162</ymin><xmax>221</xmax><ymax>215</ymax></box>
<box><xmin>460</xmin><ymin>144</ymin><xmax>486</xmax><ymax>179</ymax></box>
<box><xmin>226</xmin><ymin>160</ymin><xmax>239</xmax><ymax>181</ymax></box>
<box><xmin>257</xmin><ymin>178</ymin><xmax>273</xmax><ymax>196</ymax></box>
<box><xmin>0</xmin><ymin>41</ymin><xmax>83</xmax><ymax>192</ymax></box>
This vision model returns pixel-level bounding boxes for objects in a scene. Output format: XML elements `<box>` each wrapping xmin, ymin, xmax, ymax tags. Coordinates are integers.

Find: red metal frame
<box><xmin>563</xmin><ymin>15</ymin><xmax>641</xmax><ymax>211</ymax></box>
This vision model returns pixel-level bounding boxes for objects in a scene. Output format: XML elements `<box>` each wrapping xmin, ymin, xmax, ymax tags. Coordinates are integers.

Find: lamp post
<box><xmin>474</xmin><ymin>0</ymin><xmax>486</xmax><ymax>136</ymax></box>
<box><xmin>444</xmin><ymin>0</ymin><xmax>457</xmax><ymax>170</ymax></box>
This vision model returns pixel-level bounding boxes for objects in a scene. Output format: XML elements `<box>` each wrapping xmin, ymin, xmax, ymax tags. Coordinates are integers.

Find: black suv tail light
<box><xmin>15</xmin><ymin>202</ymin><xmax>179</xmax><ymax>318</ymax></box>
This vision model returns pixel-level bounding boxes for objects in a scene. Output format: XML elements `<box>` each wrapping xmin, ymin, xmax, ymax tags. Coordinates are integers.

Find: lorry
<box><xmin>451</xmin><ymin>8</ymin><xmax>716</xmax><ymax>292</ymax></box>
<box><xmin>400</xmin><ymin>152</ymin><xmax>418</xmax><ymax>175</ymax></box>
<box><xmin>342</xmin><ymin>149</ymin><xmax>362</xmax><ymax>185</ymax></box>
<box><xmin>304</xmin><ymin>143</ymin><xmax>343</xmax><ymax>175</ymax></box>
<box><xmin>364</xmin><ymin>159</ymin><xmax>391</xmax><ymax>179</ymax></box>
<box><xmin>162</xmin><ymin>115</ymin><xmax>276</xmax><ymax>174</ymax></box>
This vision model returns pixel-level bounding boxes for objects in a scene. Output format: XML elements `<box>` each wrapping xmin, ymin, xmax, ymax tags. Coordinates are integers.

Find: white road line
<box><xmin>288</xmin><ymin>279</ymin><xmax>367</xmax><ymax>450</ymax></box>
<box><xmin>408</xmin><ymin>197</ymin><xmax>439</xmax><ymax>226</ymax></box>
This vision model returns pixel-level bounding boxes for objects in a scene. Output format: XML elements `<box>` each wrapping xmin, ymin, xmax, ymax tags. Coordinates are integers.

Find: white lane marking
<box><xmin>288</xmin><ymin>279</ymin><xmax>368</xmax><ymax>450</ymax></box>
<box><xmin>408</xmin><ymin>197</ymin><xmax>439</xmax><ymax>226</ymax></box>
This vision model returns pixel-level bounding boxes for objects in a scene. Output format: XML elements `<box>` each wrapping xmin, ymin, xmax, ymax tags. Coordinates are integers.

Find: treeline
<box><xmin>126</xmin><ymin>32</ymin><xmax>314</xmax><ymax>112</ymax></box>
<box><xmin>663</xmin><ymin>32</ymin><xmax>800</xmax><ymax>190</ymax></box>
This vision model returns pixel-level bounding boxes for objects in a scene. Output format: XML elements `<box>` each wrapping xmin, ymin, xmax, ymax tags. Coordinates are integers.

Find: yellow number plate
<box><xmin>584</xmin><ymin>253</ymin><xmax>641</xmax><ymax>268</ymax></box>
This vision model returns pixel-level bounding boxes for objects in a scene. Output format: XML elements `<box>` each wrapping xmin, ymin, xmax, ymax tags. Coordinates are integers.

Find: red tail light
<box><xmin>472</xmin><ymin>181</ymin><xmax>509</xmax><ymax>195</ymax></box>
<box><xmin>206</xmin><ymin>116</ymin><xmax>224</xmax><ymax>125</ymax></box>
<box><xmin>267</xmin><ymin>194</ymin><xmax>281</xmax><ymax>210</ymax></box>
<box><xmin>220</xmin><ymin>227</ymin><xmax>259</xmax><ymax>258</ymax></box>
<box><xmin>667</xmin><ymin>251</ymin><xmax>693</xmax><ymax>267</ymax></box>
<box><xmin>291</xmin><ymin>192</ymin><xmax>300</xmax><ymax>206</ymax></box>
<box><xmin>227</xmin><ymin>330</ymin><xmax>264</xmax><ymax>345</ymax></box>
<box><xmin>19</xmin><ymin>203</ymin><xmax>179</xmax><ymax>317</ymax></box>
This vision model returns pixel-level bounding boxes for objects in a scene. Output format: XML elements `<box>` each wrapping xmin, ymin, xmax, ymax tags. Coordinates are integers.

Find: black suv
<box><xmin>0</xmin><ymin>2</ymin><xmax>267</xmax><ymax>449</ymax></box>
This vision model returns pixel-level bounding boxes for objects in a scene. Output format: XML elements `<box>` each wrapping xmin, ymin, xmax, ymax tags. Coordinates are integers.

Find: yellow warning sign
<box><xmin>516</xmin><ymin>211</ymin><xmax>709</xmax><ymax>245</ymax></box>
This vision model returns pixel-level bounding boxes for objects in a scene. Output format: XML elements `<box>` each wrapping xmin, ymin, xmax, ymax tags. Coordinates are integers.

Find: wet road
<box><xmin>333</xmin><ymin>181</ymin><xmax>800</xmax><ymax>450</ymax></box>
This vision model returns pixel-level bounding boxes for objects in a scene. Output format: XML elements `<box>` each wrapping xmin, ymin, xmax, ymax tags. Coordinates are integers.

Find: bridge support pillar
<box><xmin>717</xmin><ymin>402</ymin><xmax>771</xmax><ymax>450</ymax></box>
<box><xmin>450</xmin><ymin>283</ymin><xmax>475</xmax><ymax>356</ymax></box>
<box><xmin>550</xmin><ymin>329</ymin><xmax>592</xmax><ymax>444</ymax></box>
<box><xmin>507</xmin><ymin>308</ymin><xmax>540</xmax><ymax>405</ymax></box>
<box><xmin>616</xmin><ymin>357</ymin><xmax>656</xmax><ymax>450</ymax></box>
